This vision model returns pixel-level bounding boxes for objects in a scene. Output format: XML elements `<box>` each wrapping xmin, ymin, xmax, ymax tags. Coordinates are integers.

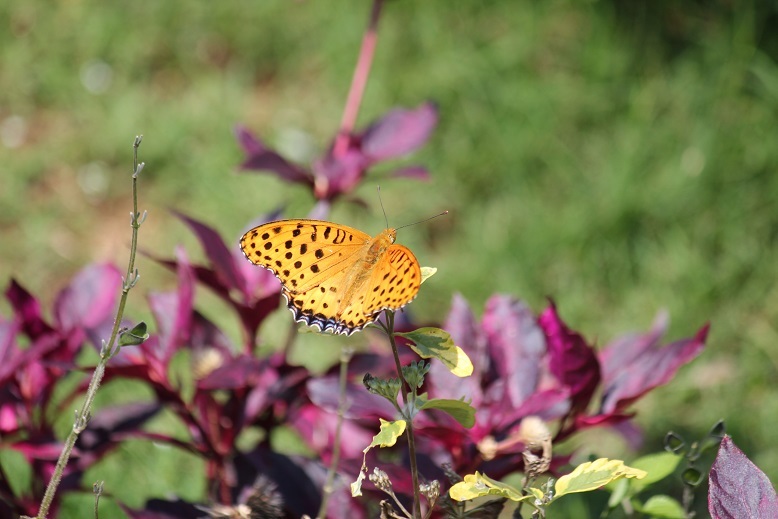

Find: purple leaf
<box><xmin>709</xmin><ymin>436</ymin><xmax>778</xmax><ymax>518</ymax></box>
<box><xmin>172</xmin><ymin>211</ymin><xmax>243</xmax><ymax>294</ymax></box>
<box><xmin>599</xmin><ymin>323</ymin><xmax>708</xmax><ymax>414</ymax></box>
<box><xmin>312</xmin><ymin>142</ymin><xmax>369</xmax><ymax>200</ymax></box>
<box><xmin>481</xmin><ymin>295</ymin><xmax>546</xmax><ymax>406</ymax></box>
<box><xmin>197</xmin><ymin>354</ymin><xmax>264</xmax><ymax>390</ymax></box>
<box><xmin>235</xmin><ymin>125</ymin><xmax>312</xmax><ymax>185</ymax></box>
<box><xmin>78</xmin><ymin>402</ymin><xmax>162</xmax><ymax>451</ymax></box>
<box><xmin>599</xmin><ymin>311</ymin><xmax>668</xmax><ymax>384</ymax></box>
<box><xmin>388</xmin><ymin>165</ymin><xmax>431</xmax><ymax>181</ymax></box>
<box><xmin>429</xmin><ymin>294</ymin><xmax>486</xmax><ymax>405</ymax></box>
<box><xmin>147</xmin><ymin>248</ymin><xmax>194</xmax><ymax>362</ymax></box>
<box><xmin>361</xmin><ymin>102</ymin><xmax>438</xmax><ymax>161</ymax></box>
<box><xmin>307</xmin><ymin>377</ymin><xmax>396</xmax><ymax>419</ymax></box>
<box><xmin>538</xmin><ymin>301</ymin><xmax>601</xmax><ymax>414</ymax></box>
<box><xmin>53</xmin><ymin>263</ymin><xmax>122</xmax><ymax>331</ymax></box>
<box><xmin>5</xmin><ymin>279</ymin><xmax>53</xmax><ymax>339</ymax></box>
<box><xmin>290</xmin><ymin>403</ymin><xmax>375</xmax><ymax>462</ymax></box>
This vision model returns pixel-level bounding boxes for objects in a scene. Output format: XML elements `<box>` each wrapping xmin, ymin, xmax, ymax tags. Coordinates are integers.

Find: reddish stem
<box><xmin>333</xmin><ymin>0</ymin><xmax>385</xmax><ymax>157</ymax></box>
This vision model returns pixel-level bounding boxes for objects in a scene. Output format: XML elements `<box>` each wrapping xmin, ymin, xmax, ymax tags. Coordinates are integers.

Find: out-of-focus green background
<box><xmin>2</xmin><ymin>0</ymin><xmax>777</xmax><ymax>514</ymax></box>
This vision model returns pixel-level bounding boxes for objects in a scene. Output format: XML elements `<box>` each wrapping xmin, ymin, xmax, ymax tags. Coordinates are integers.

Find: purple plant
<box><xmin>0</xmin><ymin>265</ymin><xmax>141</xmax><ymax>518</ymax></box>
<box><xmin>295</xmin><ymin>293</ymin><xmax>708</xmax><ymax>515</ymax></box>
<box><xmin>709</xmin><ymin>436</ymin><xmax>778</xmax><ymax>518</ymax></box>
<box><xmin>236</xmin><ymin>102</ymin><xmax>437</xmax><ymax>205</ymax></box>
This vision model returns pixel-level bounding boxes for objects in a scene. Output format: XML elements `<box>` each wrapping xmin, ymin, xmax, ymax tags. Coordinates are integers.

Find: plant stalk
<box><xmin>334</xmin><ymin>0</ymin><xmax>384</xmax><ymax>157</ymax></box>
<box><xmin>382</xmin><ymin>311</ymin><xmax>423</xmax><ymax>519</ymax></box>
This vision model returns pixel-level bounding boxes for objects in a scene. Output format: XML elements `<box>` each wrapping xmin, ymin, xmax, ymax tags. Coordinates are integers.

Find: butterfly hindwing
<box><xmin>362</xmin><ymin>244</ymin><xmax>422</xmax><ymax>317</ymax></box>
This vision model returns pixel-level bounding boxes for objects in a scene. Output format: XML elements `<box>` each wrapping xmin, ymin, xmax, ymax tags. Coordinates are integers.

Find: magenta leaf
<box><xmin>481</xmin><ymin>295</ymin><xmax>546</xmax><ymax>406</ymax></box>
<box><xmin>53</xmin><ymin>263</ymin><xmax>122</xmax><ymax>331</ymax></box>
<box><xmin>599</xmin><ymin>323</ymin><xmax>708</xmax><ymax>414</ymax></box>
<box><xmin>235</xmin><ymin>125</ymin><xmax>312</xmax><ymax>185</ymax></box>
<box><xmin>709</xmin><ymin>436</ymin><xmax>778</xmax><ymax>518</ymax></box>
<box><xmin>361</xmin><ymin>102</ymin><xmax>438</xmax><ymax>161</ymax></box>
<box><xmin>537</xmin><ymin>301</ymin><xmax>600</xmax><ymax>414</ymax></box>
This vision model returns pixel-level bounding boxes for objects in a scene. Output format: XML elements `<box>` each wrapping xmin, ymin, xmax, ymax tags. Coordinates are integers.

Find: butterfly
<box><xmin>240</xmin><ymin>219</ymin><xmax>421</xmax><ymax>335</ymax></box>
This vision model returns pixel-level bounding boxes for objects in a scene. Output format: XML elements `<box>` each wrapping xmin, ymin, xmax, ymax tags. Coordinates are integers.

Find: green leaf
<box><xmin>118</xmin><ymin>322</ymin><xmax>149</xmax><ymax>346</ymax></box>
<box><xmin>628</xmin><ymin>452</ymin><xmax>682</xmax><ymax>492</ymax></box>
<box><xmin>681</xmin><ymin>467</ymin><xmax>703</xmax><ymax>486</ymax></box>
<box><xmin>420</xmin><ymin>266</ymin><xmax>437</xmax><ymax>284</ymax></box>
<box><xmin>396</xmin><ymin>327</ymin><xmax>473</xmax><ymax>377</ymax></box>
<box><xmin>607</xmin><ymin>479</ymin><xmax>630</xmax><ymax>508</ymax></box>
<box><xmin>554</xmin><ymin>459</ymin><xmax>647</xmax><ymax>499</ymax></box>
<box><xmin>634</xmin><ymin>495</ymin><xmax>686</xmax><ymax>519</ymax></box>
<box><xmin>419</xmin><ymin>397</ymin><xmax>475</xmax><ymax>428</ymax></box>
<box><xmin>449</xmin><ymin>472</ymin><xmax>533</xmax><ymax>503</ymax></box>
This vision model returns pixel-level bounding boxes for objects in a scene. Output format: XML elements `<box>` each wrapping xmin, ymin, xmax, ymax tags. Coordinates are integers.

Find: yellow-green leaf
<box><xmin>365</xmin><ymin>419</ymin><xmax>406</xmax><ymax>452</ymax></box>
<box><xmin>350</xmin><ymin>467</ymin><xmax>367</xmax><ymax>497</ymax></box>
<box><xmin>449</xmin><ymin>472</ymin><xmax>527</xmax><ymax>502</ymax></box>
<box><xmin>555</xmin><ymin>458</ymin><xmax>647</xmax><ymax>498</ymax></box>
<box><xmin>396</xmin><ymin>327</ymin><xmax>473</xmax><ymax>377</ymax></box>
<box><xmin>420</xmin><ymin>266</ymin><xmax>437</xmax><ymax>284</ymax></box>
<box><xmin>351</xmin><ymin>419</ymin><xmax>407</xmax><ymax>497</ymax></box>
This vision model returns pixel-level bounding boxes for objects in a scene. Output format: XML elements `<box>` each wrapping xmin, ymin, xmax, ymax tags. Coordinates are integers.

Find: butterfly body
<box><xmin>240</xmin><ymin>220</ymin><xmax>420</xmax><ymax>335</ymax></box>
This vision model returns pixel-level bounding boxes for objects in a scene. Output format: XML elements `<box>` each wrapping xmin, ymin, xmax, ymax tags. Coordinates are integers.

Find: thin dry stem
<box><xmin>317</xmin><ymin>347</ymin><xmax>353</xmax><ymax>518</ymax></box>
<box><xmin>25</xmin><ymin>136</ymin><xmax>146</xmax><ymax>519</ymax></box>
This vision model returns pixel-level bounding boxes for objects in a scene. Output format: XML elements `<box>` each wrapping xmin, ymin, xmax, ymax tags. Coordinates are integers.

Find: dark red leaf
<box><xmin>172</xmin><ymin>211</ymin><xmax>243</xmax><ymax>294</ymax></box>
<box><xmin>5</xmin><ymin>279</ymin><xmax>53</xmax><ymax>339</ymax></box>
<box><xmin>709</xmin><ymin>436</ymin><xmax>778</xmax><ymax>518</ymax></box>
<box><xmin>538</xmin><ymin>301</ymin><xmax>600</xmax><ymax>414</ymax></box>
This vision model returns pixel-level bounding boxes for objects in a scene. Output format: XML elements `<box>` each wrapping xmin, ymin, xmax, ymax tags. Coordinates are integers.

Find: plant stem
<box><xmin>27</xmin><ymin>136</ymin><xmax>146</xmax><ymax>519</ymax></box>
<box><xmin>317</xmin><ymin>347</ymin><xmax>353</xmax><ymax>519</ymax></box>
<box><xmin>382</xmin><ymin>311</ymin><xmax>422</xmax><ymax>519</ymax></box>
<box><xmin>334</xmin><ymin>0</ymin><xmax>384</xmax><ymax>157</ymax></box>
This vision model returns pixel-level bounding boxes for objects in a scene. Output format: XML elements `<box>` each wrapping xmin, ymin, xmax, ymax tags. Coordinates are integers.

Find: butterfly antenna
<box><xmin>396</xmin><ymin>210</ymin><xmax>449</xmax><ymax>231</ymax></box>
<box><xmin>377</xmin><ymin>185</ymin><xmax>390</xmax><ymax>229</ymax></box>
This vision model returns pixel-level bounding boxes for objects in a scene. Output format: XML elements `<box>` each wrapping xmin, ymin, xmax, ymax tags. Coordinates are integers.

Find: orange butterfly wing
<box><xmin>240</xmin><ymin>219</ymin><xmax>421</xmax><ymax>335</ymax></box>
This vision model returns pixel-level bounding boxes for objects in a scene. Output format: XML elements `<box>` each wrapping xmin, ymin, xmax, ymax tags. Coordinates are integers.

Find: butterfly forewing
<box><xmin>240</xmin><ymin>219</ymin><xmax>369</xmax><ymax>293</ymax></box>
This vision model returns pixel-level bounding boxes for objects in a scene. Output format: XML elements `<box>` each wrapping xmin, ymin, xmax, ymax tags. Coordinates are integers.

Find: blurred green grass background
<box><xmin>2</xmin><ymin>0</ymin><xmax>778</xmax><ymax>513</ymax></box>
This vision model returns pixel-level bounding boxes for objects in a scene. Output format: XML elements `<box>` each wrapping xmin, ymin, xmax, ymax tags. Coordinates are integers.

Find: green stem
<box><xmin>317</xmin><ymin>347</ymin><xmax>353</xmax><ymax>519</ymax></box>
<box><xmin>381</xmin><ymin>311</ymin><xmax>422</xmax><ymax>519</ymax></box>
<box><xmin>27</xmin><ymin>136</ymin><xmax>146</xmax><ymax>519</ymax></box>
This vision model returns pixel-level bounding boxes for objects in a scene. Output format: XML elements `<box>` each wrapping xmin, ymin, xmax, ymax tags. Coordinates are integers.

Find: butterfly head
<box><xmin>379</xmin><ymin>227</ymin><xmax>397</xmax><ymax>244</ymax></box>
